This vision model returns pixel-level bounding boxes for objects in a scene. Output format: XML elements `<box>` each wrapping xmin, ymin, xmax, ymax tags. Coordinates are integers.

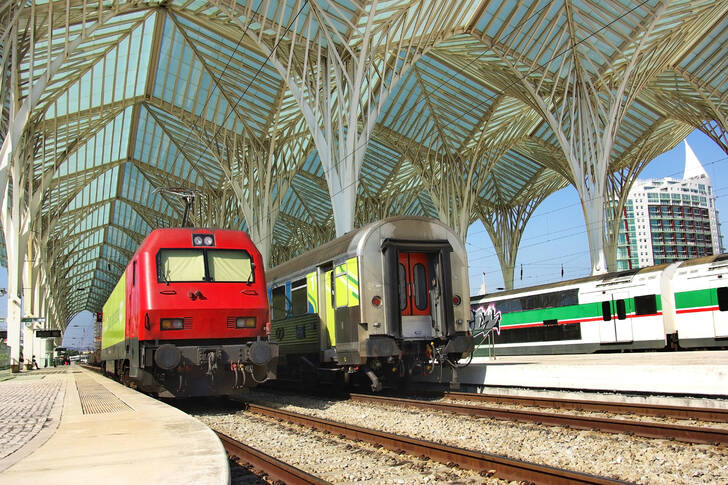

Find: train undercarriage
<box><xmin>104</xmin><ymin>339</ymin><xmax>278</xmax><ymax>397</ymax></box>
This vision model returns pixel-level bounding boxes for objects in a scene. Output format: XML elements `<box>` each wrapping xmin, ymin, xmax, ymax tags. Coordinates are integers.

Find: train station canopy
<box><xmin>1</xmin><ymin>0</ymin><xmax>727</xmax><ymax>329</ymax></box>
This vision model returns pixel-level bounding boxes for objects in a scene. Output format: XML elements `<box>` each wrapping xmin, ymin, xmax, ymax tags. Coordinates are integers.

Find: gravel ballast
<box><xmin>194</xmin><ymin>391</ymin><xmax>728</xmax><ymax>484</ymax></box>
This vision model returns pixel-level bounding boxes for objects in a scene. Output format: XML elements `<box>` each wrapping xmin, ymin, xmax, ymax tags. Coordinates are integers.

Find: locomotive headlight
<box><xmin>160</xmin><ymin>318</ymin><xmax>184</xmax><ymax>330</ymax></box>
<box><xmin>192</xmin><ymin>234</ymin><xmax>215</xmax><ymax>246</ymax></box>
<box><xmin>235</xmin><ymin>317</ymin><xmax>256</xmax><ymax>328</ymax></box>
<box><xmin>371</xmin><ymin>295</ymin><xmax>382</xmax><ymax>307</ymax></box>
<box><xmin>453</xmin><ymin>295</ymin><xmax>462</xmax><ymax>306</ymax></box>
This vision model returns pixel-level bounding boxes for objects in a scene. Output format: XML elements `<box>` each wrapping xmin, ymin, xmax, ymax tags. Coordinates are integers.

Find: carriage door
<box><xmin>398</xmin><ymin>252</ymin><xmax>433</xmax><ymax>339</ymax></box>
<box><xmin>712</xmin><ymin>286</ymin><xmax>728</xmax><ymax>338</ymax></box>
<box><xmin>598</xmin><ymin>291</ymin><xmax>633</xmax><ymax>343</ymax></box>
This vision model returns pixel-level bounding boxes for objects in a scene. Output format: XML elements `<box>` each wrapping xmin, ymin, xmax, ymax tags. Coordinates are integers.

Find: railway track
<box><xmin>216</xmin><ymin>430</ymin><xmax>330</xmax><ymax>485</ymax></box>
<box><xmin>246</xmin><ymin>403</ymin><xmax>628</xmax><ymax>485</ymax></box>
<box><xmin>350</xmin><ymin>393</ymin><xmax>728</xmax><ymax>445</ymax></box>
<box><xmin>440</xmin><ymin>391</ymin><xmax>728</xmax><ymax>422</ymax></box>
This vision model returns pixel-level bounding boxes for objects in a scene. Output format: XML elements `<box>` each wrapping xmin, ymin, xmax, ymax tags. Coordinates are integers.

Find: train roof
<box><xmin>674</xmin><ymin>253</ymin><xmax>728</xmax><ymax>268</ymax></box>
<box><xmin>138</xmin><ymin>228</ymin><xmax>255</xmax><ymax>249</ymax></box>
<box><xmin>266</xmin><ymin>216</ymin><xmax>452</xmax><ymax>282</ymax></box>
<box><xmin>472</xmin><ymin>261</ymin><xmax>672</xmax><ymax>300</ymax></box>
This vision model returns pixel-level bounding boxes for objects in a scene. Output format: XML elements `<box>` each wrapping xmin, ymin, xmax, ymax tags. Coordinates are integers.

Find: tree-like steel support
<box><xmin>478</xmin><ymin>171</ymin><xmax>564</xmax><ymax>290</ymax></box>
<box><xmin>405</xmin><ymin>92</ymin><xmax>537</xmax><ymax>240</ymax></box>
<box><xmin>6</xmin><ymin>0</ymin><xmax>728</xmax><ymax>333</ymax></box>
<box><xmin>270</xmin><ymin>214</ymin><xmax>334</xmax><ymax>266</ymax></box>
<box><xmin>211</xmin><ymin>0</ymin><xmax>469</xmax><ymax>236</ymax></box>
<box><xmin>0</xmin><ymin>0</ymin><xmax>135</xmax><ymax>367</ymax></box>
<box><xmin>489</xmin><ymin>1</ymin><xmax>724</xmax><ymax>274</ymax></box>
<box><xmin>603</xmin><ymin>119</ymin><xmax>693</xmax><ymax>270</ymax></box>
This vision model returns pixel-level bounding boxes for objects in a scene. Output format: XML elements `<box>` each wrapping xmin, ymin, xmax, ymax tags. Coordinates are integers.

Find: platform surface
<box><xmin>0</xmin><ymin>365</ymin><xmax>229</xmax><ymax>485</ymax></box>
<box><xmin>423</xmin><ymin>350</ymin><xmax>728</xmax><ymax>398</ymax></box>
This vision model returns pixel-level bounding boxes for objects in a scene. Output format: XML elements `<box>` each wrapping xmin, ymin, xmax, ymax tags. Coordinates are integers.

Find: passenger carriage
<box><xmin>669</xmin><ymin>255</ymin><xmax>728</xmax><ymax>348</ymax></box>
<box><xmin>267</xmin><ymin>216</ymin><xmax>474</xmax><ymax>391</ymax></box>
<box><xmin>471</xmin><ymin>254</ymin><xmax>728</xmax><ymax>355</ymax></box>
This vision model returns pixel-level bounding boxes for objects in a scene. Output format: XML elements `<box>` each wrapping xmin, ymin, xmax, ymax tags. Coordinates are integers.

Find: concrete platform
<box><xmin>0</xmin><ymin>365</ymin><xmax>229</xmax><ymax>485</ymax></box>
<box><xmin>423</xmin><ymin>350</ymin><xmax>728</xmax><ymax>398</ymax></box>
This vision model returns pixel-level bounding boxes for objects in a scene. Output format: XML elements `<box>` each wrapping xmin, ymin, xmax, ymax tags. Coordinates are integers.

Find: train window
<box><xmin>271</xmin><ymin>286</ymin><xmax>287</xmax><ymax>320</ymax></box>
<box><xmin>413</xmin><ymin>263</ymin><xmax>428</xmax><ymax>310</ymax></box>
<box><xmin>290</xmin><ymin>278</ymin><xmax>308</xmax><ymax>315</ymax></box>
<box><xmin>718</xmin><ymin>287</ymin><xmax>728</xmax><ymax>312</ymax></box>
<box><xmin>491</xmin><ymin>289</ymin><xmax>578</xmax><ymax>314</ymax></box>
<box><xmin>335</xmin><ymin>266</ymin><xmax>349</xmax><ymax>308</ymax></box>
<box><xmin>494</xmin><ymin>322</ymin><xmax>581</xmax><ymax>344</ymax></box>
<box><xmin>558</xmin><ymin>289</ymin><xmax>579</xmax><ymax>307</ymax></box>
<box><xmin>616</xmin><ymin>299</ymin><xmax>627</xmax><ymax>320</ymax></box>
<box><xmin>208</xmin><ymin>250</ymin><xmax>253</xmax><ymax>282</ymax></box>
<box><xmin>158</xmin><ymin>249</ymin><xmax>205</xmax><ymax>282</ymax></box>
<box><xmin>494</xmin><ymin>298</ymin><xmax>521</xmax><ymax>313</ymax></box>
<box><xmin>398</xmin><ymin>263</ymin><xmax>407</xmax><ymax>311</ymax></box>
<box><xmin>634</xmin><ymin>295</ymin><xmax>657</xmax><ymax>315</ymax></box>
<box><xmin>601</xmin><ymin>301</ymin><xmax>611</xmax><ymax>321</ymax></box>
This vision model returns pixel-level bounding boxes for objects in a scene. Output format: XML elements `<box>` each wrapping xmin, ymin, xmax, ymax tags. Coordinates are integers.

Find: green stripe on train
<box><xmin>674</xmin><ymin>288</ymin><xmax>717</xmax><ymax>309</ymax></box>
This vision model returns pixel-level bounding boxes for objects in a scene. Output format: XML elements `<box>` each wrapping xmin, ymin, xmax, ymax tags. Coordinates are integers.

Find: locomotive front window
<box><xmin>158</xmin><ymin>249</ymin><xmax>206</xmax><ymax>282</ymax></box>
<box><xmin>157</xmin><ymin>249</ymin><xmax>254</xmax><ymax>283</ymax></box>
<box><xmin>208</xmin><ymin>250</ymin><xmax>253</xmax><ymax>282</ymax></box>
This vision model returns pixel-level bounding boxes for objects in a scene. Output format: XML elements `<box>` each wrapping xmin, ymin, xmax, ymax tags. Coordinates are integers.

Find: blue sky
<box><xmin>2</xmin><ymin>128</ymin><xmax>727</xmax><ymax>349</ymax></box>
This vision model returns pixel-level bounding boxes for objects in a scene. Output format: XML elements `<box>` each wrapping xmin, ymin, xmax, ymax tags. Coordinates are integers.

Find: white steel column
<box><xmin>0</xmin><ymin>0</ymin><xmax>130</xmax><ymax>368</ymax></box>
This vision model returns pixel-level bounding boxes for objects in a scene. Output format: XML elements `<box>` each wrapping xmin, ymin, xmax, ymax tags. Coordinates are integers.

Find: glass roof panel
<box><xmin>10</xmin><ymin>1</ymin><xmax>728</xmax><ymax>319</ymax></box>
<box><xmin>56</xmin><ymin>107</ymin><xmax>132</xmax><ymax>181</ymax></box>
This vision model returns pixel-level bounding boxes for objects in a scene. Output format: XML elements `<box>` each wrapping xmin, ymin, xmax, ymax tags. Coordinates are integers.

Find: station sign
<box><xmin>36</xmin><ymin>330</ymin><xmax>61</xmax><ymax>338</ymax></box>
<box><xmin>21</xmin><ymin>317</ymin><xmax>46</xmax><ymax>323</ymax></box>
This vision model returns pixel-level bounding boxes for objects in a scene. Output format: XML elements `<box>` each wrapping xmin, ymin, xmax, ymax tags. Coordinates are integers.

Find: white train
<box><xmin>471</xmin><ymin>255</ymin><xmax>728</xmax><ymax>355</ymax></box>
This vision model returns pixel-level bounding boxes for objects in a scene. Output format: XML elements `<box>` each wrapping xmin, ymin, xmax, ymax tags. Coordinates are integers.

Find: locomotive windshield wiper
<box><xmin>246</xmin><ymin>262</ymin><xmax>255</xmax><ymax>285</ymax></box>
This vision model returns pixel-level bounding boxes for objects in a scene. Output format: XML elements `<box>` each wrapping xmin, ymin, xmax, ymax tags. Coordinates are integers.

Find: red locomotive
<box><xmin>100</xmin><ymin>228</ymin><xmax>278</xmax><ymax>397</ymax></box>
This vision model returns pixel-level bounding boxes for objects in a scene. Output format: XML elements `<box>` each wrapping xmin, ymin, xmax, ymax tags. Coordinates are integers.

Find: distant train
<box><xmin>100</xmin><ymin>228</ymin><xmax>278</xmax><ymax>397</ymax></box>
<box><xmin>471</xmin><ymin>254</ymin><xmax>728</xmax><ymax>356</ymax></box>
<box><xmin>267</xmin><ymin>216</ymin><xmax>474</xmax><ymax>391</ymax></box>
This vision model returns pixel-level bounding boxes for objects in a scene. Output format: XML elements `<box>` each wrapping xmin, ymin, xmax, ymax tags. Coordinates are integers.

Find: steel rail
<box><xmin>350</xmin><ymin>394</ymin><xmax>728</xmax><ymax>446</ymax></box>
<box><xmin>247</xmin><ymin>403</ymin><xmax>628</xmax><ymax>485</ymax></box>
<box><xmin>442</xmin><ymin>391</ymin><xmax>728</xmax><ymax>422</ymax></box>
<box><xmin>215</xmin><ymin>430</ymin><xmax>330</xmax><ymax>485</ymax></box>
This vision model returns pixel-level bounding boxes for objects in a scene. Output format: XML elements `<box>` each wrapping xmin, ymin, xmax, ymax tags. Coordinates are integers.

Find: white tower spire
<box><xmin>683</xmin><ymin>140</ymin><xmax>708</xmax><ymax>179</ymax></box>
<box><xmin>478</xmin><ymin>272</ymin><xmax>486</xmax><ymax>295</ymax></box>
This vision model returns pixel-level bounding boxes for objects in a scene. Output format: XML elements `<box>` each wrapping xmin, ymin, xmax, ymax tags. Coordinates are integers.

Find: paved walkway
<box><xmin>0</xmin><ymin>368</ymin><xmax>68</xmax><ymax>471</ymax></box>
<box><xmin>0</xmin><ymin>366</ymin><xmax>229</xmax><ymax>484</ymax></box>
